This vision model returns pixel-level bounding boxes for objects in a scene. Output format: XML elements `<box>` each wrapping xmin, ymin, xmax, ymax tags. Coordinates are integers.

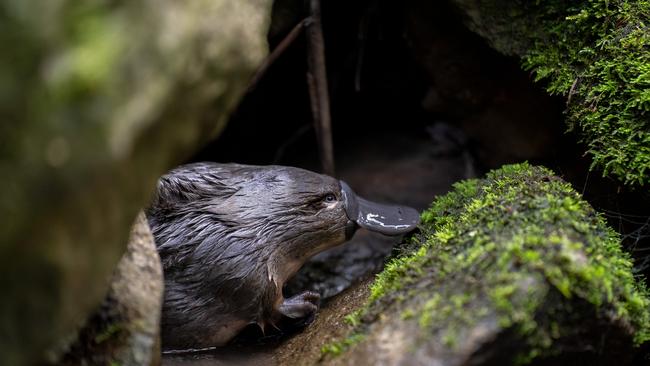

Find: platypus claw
<box><xmin>279</xmin><ymin>291</ymin><xmax>321</xmax><ymax>319</ymax></box>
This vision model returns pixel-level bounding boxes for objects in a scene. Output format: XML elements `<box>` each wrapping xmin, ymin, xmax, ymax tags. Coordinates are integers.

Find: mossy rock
<box><xmin>449</xmin><ymin>0</ymin><xmax>650</xmax><ymax>186</ymax></box>
<box><xmin>0</xmin><ymin>1</ymin><xmax>271</xmax><ymax>365</ymax></box>
<box><xmin>323</xmin><ymin>163</ymin><xmax>650</xmax><ymax>365</ymax></box>
<box><xmin>60</xmin><ymin>213</ymin><xmax>163</xmax><ymax>366</ymax></box>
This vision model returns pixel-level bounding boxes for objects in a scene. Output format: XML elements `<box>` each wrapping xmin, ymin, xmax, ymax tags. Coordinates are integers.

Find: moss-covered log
<box><xmin>323</xmin><ymin>163</ymin><xmax>650</xmax><ymax>365</ymax></box>
<box><xmin>449</xmin><ymin>1</ymin><xmax>650</xmax><ymax>186</ymax></box>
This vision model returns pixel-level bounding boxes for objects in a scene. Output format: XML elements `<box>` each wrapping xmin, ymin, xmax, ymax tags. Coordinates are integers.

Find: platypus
<box><xmin>146</xmin><ymin>162</ymin><xmax>419</xmax><ymax>349</ymax></box>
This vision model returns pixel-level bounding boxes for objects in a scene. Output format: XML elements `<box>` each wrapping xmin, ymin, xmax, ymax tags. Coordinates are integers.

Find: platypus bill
<box><xmin>146</xmin><ymin>162</ymin><xmax>419</xmax><ymax>349</ymax></box>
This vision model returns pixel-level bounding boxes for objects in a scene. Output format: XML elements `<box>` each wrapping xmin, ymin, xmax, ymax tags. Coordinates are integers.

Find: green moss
<box><xmin>453</xmin><ymin>0</ymin><xmax>650</xmax><ymax>186</ymax></box>
<box><xmin>525</xmin><ymin>1</ymin><xmax>650</xmax><ymax>186</ymax></box>
<box><xmin>320</xmin><ymin>333</ymin><xmax>366</xmax><ymax>357</ymax></box>
<box><xmin>332</xmin><ymin>163</ymin><xmax>650</xmax><ymax>363</ymax></box>
<box><xmin>93</xmin><ymin>323</ymin><xmax>123</xmax><ymax>344</ymax></box>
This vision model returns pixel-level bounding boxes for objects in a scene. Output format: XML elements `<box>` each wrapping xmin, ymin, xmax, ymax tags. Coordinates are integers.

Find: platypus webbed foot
<box><xmin>279</xmin><ymin>291</ymin><xmax>321</xmax><ymax>319</ymax></box>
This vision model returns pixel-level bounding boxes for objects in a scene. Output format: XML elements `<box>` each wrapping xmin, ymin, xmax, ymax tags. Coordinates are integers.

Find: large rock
<box><xmin>323</xmin><ymin>163</ymin><xmax>650</xmax><ymax>365</ymax></box>
<box><xmin>60</xmin><ymin>212</ymin><xmax>163</xmax><ymax>366</ymax></box>
<box><xmin>0</xmin><ymin>1</ymin><xmax>271</xmax><ymax>365</ymax></box>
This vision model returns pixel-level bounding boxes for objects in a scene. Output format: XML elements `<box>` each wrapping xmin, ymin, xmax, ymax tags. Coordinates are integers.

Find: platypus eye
<box><xmin>324</xmin><ymin>193</ymin><xmax>336</xmax><ymax>202</ymax></box>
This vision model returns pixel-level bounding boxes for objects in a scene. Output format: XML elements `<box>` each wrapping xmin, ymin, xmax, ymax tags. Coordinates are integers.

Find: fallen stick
<box><xmin>246</xmin><ymin>17</ymin><xmax>309</xmax><ymax>94</ymax></box>
<box><xmin>306</xmin><ymin>0</ymin><xmax>335</xmax><ymax>177</ymax></box>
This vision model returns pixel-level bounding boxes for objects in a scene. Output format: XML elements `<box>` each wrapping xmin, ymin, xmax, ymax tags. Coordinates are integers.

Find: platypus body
<box><xmin>146</xmin><ymin>162</ymin><xmax>419</xmax><ymax>349</ymax></box>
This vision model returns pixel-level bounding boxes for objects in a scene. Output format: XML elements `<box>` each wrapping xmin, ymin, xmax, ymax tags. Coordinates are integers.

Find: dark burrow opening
<box><xmin>170</xmin><ymin>0</ymin><xmax>650</xmax><ymax>361</ymax></box>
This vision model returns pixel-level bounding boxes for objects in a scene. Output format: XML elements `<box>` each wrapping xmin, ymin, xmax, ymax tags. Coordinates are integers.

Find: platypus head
<box><xmin>252</xmin><ymin>164</ymin><xmax>421</xmax><ymax>268</ymax></box>
<box><xmin>147</xmin><ymin>162</ymin><xmax>419</xmax><ymax>294</ymax></box>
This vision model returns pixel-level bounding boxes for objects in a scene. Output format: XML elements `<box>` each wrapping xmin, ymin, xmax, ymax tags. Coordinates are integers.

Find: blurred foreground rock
<box><xmin>61</xmin><ymin>213</ymin><xmax>163</xmax><ymax>366</ymax></box>
<box><xmin>322</xmin><ymin>164</ymin><xmax>650</xmax><ymax>365</ymax></box>
<box><xmin>0</xmin><ymin>1</ymin><xmax>271</xmax><ymax>364</ymax></box>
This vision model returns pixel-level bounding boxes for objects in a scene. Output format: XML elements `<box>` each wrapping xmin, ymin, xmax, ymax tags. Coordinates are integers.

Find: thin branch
<box><xmin>306</xmin><ymin>0</ymin><xmax>335</xmax><ymax>177</ymax></box>
<box><xmin>246</xmin><ymin>17</ymin><xmax>309</xmax><ymax>94</ymax></box>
